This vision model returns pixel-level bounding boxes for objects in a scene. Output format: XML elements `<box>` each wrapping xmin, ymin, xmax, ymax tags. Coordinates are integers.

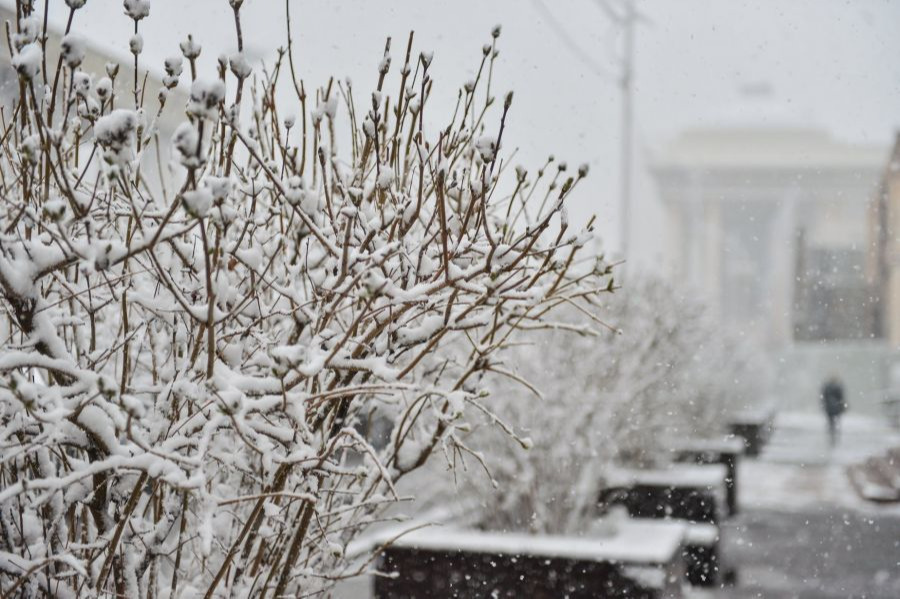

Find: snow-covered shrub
<box><xmin>444</xmin><ymin>275</ymin><xmax>765</xmax><ymax>535</ymax></box>
<box><xmin>0</xmin><ymin>2</ymin><xmax>612</xmax><ymax>597</ymax></box>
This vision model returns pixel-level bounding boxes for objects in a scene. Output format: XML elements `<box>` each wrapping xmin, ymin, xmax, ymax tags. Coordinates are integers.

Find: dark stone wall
<box><xmin>675</xmin><ymin>449</ymin><xmax>740</xmax><ymax>516</ymax></box>
<box><xmin>599</xmin><ymin>485</ymin><xmax>721</xmax><ymax>525</ymax></box>
<box><xmin>374</xmin><ymin>546</ymin><xmax>681</xmax><ymax>599</ymax></box>
<box><xmin>599</xmin><ymin>483</ymin><xmax>725</xmax><ymax>587</ymax></box>
<box><xmin>683</xmin><ymin>543</ymin><xmax>719</xmax><ymax>587</ymax></box>
<box><xmin>729</xmin><ymin>418</ymin><xmax>773</xmax><ymax>457</ymax></box>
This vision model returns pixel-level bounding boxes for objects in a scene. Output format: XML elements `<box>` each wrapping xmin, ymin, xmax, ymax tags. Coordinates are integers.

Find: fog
<box><xmin>1</xmin><ymin>2</ymin><xmax>898</xmax><ymax>597</ymax></box>
<box><xmin>33</xmin><ymin>0</ymin><xmax>900</xmax><ymax>257</ymax></box>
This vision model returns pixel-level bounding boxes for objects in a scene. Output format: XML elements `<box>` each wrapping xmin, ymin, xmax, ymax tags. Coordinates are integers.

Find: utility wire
<box><xmin>594</xmin><ymin>0</ymin><xmax>655</xmax><ymax>27</ymax></box>
<box><xmin>594</xmin><ymin>0</ymin><xmax>626</xmax><ymax>24</ymax></box>
<box><xmin>528</xmin><ymin>0</ymin><xmax>617</xmax><ymax>80</ymax></box>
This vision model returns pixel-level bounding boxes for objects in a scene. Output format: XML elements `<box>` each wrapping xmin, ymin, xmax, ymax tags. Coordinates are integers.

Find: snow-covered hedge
<box><xmin>0</xmin><ymin>2</ymin><xmax>612</xmax><ymax>596</ymax></box>
<box><xmin>446</xmin><ymin>275</ymin><xmax>766</xmax><ymax>535</ymax></box>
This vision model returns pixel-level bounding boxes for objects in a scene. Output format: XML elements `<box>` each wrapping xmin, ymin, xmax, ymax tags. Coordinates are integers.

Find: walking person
<box><xmin>821</xmin><ymin>376</ymin><xmax>846</xmax><ymax>447</ymax></box>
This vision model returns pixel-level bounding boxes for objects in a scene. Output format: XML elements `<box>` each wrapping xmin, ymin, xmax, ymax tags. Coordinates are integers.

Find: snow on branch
<box><xmin>0</xmin><ymin>2</ymin><xmax>612</xmax><ymax>597</ymax></box>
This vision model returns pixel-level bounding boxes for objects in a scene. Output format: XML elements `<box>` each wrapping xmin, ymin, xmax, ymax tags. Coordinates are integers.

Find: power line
<box><xmin>530</xmin><ymin>0</ymin><xmax>643</xmax><ymax>263</ymax></box>
<box><xmin>594</xmin><ymin>0</ymin><xmax>626</xmax><ymax>24</ymax></box>
<box><xmin>593</xmin><ymin>0</ymin><xmax>653</xmax><ymax>27</ymax></box>
<box><xmin>529</xmin><ymin>0</ymin><xmax>616</xmax><ymax>80</ymax></box>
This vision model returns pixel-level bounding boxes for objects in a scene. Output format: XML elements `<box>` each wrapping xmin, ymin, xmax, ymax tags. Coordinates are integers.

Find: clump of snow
<box><xmin>376</xmin><ymin>166</ymin><xmax>394</xmax><ymax>190</ymax></box>
<box><xmin>96</xmin><ymin>76</ymin><xmax>112</xmax><ymax>101</ymax></box>
<box><xmin>229</xmin><ymin>53</ymin><xmax>251</xmax><ymax>79</ymax></box>
<box><xmin>182</xmin><ymin>188</ymin><xmax>213</xmax><ymax>218</ymax></box>
<box><xmin>129</xmin><ymin>33</ymin><xmax>144</xmax><ymax>56</ymax></box>
<box><xmin>73</xmin><ymin>72</ymin><xmax>91</xmax><ymax>97</ymax></box>
<box><xmin>172</xmin><ymin>122</ymin><xmax>201</xmax><ymax>167</ymax></box>
<box><xmin>180</xmin><ymin>34</ymin><xmax>202</xmax><ymax>60</ymax></box>
<box><xmin>12</xmin><ymin>43</ymin><xmax>41</xmax><ymax>81</ymax></box>
<box><xmin>123</xmin><ymin>0</ymin><xmax>150</xmax><ymax>21</ymax></box>
<box><xmin>163</xmin><ymin>56</ymin><xmax>183</xmax><ymax>88</ymax></box>
<box><xmin>474</xmin><ymin>136</ymin><xmax>497</xmax><ymax>162</ymax></box>
<box><xmin>19</xmin><ymin>134</ymin><xmax>40</xmax><ymax>165</ymax></box>
<box><xmin>95</xmin><ymin>109</ymin><xmax>137</xmax><ymax>171</ymax></box>
<box><xmin>204</xmin><ymin>176</ymin><xmax>232</xmax><ymax>202</ymax></box>
<box><xmin>42</xmin><ymin>197</ymin><xmax>67</xmax><ymax>222</ymax></box>
<box><xmin>13</xmin><ymin>16</ymin><xmax>40</xmax><ymax>49</ymax></box>
<box><xmin>312</xmin><ymin>96</ymin><xmax>338</xmax><ymax>125</ymax></box>
<box><xmin>60</xmin><ymin>33</ymin><xmax>86</xmax><ymax>68</ymax></box>
<box><xmin>384</xmin><ymin>520</ymin><xmax>685</xmax><ymax>564</ymax></box>
<box><xmin>187</xmin><ymin>79</ymin><xmax>225</xmax><ymax>120</ymax></box>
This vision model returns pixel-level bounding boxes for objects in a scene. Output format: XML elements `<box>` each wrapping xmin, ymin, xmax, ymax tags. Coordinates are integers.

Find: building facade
<box><xmin>869</xmin><ymin>134</ymin><xmax>900</xmax><ymax>345</ymax></box>
<box><xmin>651</xmin><ymin>123</ymin><xmax>888</xmax><ymax>413</ymax></box>
<box><xmin>652</xmin><ymin>126</ymin><xmax>884</xmax><ymax>347</ymax></box>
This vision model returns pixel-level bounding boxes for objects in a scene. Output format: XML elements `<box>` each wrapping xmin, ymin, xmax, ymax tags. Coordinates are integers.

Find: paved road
<box><xmin>708</xmin><ymin>413</ymin><xmax>900</xmax><ymax>598</ymax></box>
<box><xmin>716</xmin><ymin>509</ymin><xmax>900</xmax><ymax>599</ymax></box>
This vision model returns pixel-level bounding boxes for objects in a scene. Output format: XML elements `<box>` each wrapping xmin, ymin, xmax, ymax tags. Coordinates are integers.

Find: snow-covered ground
<box><xmin>739</xmin><ymin>411</ymin><xmax>900</xmax><ymax>514</ymax></box>
<box><xmin>759</xmin><ymin>411</ymin><xmax>899</xmax><ymax>465</ymax></box>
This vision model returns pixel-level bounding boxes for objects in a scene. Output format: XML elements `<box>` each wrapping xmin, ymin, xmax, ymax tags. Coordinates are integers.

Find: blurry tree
<box><xmin>443</xmin><ymin>275</ymin><xmax>767</xmax><ymax>535</ymax></box>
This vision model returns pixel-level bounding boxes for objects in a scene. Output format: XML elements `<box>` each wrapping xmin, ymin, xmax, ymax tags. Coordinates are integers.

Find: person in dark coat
<box><xmin>821</xmin><ymin>376</ymin><xmax>846</xmax><ymax>447</ymax></box>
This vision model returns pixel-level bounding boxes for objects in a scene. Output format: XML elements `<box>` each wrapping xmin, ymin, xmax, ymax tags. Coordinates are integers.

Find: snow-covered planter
<box><xmin>682</xmin><ymin>523</ymin><xmax>722</xmax><ymax>587</ymax></box>
<box><xmin>599</xmin><ymin>465</ymin><xmax>729</xmax><ymax>587</ymax></box>
<box><xmin>0</xmin><ymin>2</ymin><xmax>612</xmax><ymax>597</ymax></box>
<box><xmin>672</xmin><ymin>436</ymin><xmax>745</xmax><ymax>516</ymax></box>
<box><xmin>600</xmin><ymin>465</ymin><xmax>727</xmax><ymax>524</ymax></box>
<box><xmin>728</xmin><ymin>403</ymin><xmax>777</xmax><ymax>456</ymax></box>
<box><xmin>373</xmin><ymin>521</ymin><xmax>687</xmax><ymax>599</ymax></box>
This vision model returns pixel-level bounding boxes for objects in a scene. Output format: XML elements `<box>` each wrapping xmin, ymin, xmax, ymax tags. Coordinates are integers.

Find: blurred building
<box><xmin>650</xmin><ymin>92</ymin><xmax>888</xmax><ymax>412</ymax></box>
<box><xmin>869</xmin><ymin>134</ymin><xmax>900</xmax><ymax>345</ymax></box>
<box><xmin>653</xmin><ymin>126</ymin><xmax>883</xmax><ymax>346</ymax></box>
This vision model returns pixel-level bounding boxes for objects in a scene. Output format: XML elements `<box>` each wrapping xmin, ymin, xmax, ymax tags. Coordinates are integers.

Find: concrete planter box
<box><xmin>599</xmin><ymin>465</ymin><xmax>729</xmax><ymax>587</ymax></box>
<box><xmin>728</xmin><ymin>407</ymin><xmax>776</xmax><ymax>457</ymax></box>
<box><xmin>682</xmin><ymin>523</ymin><xmax>720</xmax><ymax>587</ymax></box>
<box><xmin>373</xmin><ymin>522</ymin><xmax>687</xmax><ymax>599</ymax></box>
<box><xmin>601</xmin><ymin>464</ymin><xmax>728</xmax><ymax>524</ymax></box>
<box><xmin>673</xmin><ymin>437</ymin><xmax>744</xmax><ymax>516</ymax></box>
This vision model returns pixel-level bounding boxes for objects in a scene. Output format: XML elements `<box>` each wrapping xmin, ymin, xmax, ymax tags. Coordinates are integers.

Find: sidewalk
<box><xmin>711</xmin><ymin>411</ymin><xmax>900</xmax><ymax>598</ymax></box>
<box><xmin>759</xmin><ymin>411</ymin><xmax>899</xmax><ymax>466</ymax></box>
<box><xmin>738</xmin><ymin>411</ymin><xmax>900</xmax><ymax>513</ymax></box>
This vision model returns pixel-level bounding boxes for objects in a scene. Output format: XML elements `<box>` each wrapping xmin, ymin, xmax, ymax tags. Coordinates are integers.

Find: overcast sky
<box><xmin>21</xmin><ymin>0</ymin><xmax>900</xmax><ymax>261</ymax></box>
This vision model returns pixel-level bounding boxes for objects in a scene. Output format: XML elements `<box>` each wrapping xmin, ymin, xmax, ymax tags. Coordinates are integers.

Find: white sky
<box><xmin>17</xmin><ymin>0</ymin><xmax>900</xmax><ymax>262</ymax></box>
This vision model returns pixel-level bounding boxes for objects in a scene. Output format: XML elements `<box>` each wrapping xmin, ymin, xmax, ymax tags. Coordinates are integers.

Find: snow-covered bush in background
<box><xmin>447</xmin><ymin>275</ymin><xmax>767</xmax><ymax>535</ymax></box>
<box><xmin>0</xmin><ymin>2</ymin><xmax>612</xmax><ymax>596</ymax></box>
